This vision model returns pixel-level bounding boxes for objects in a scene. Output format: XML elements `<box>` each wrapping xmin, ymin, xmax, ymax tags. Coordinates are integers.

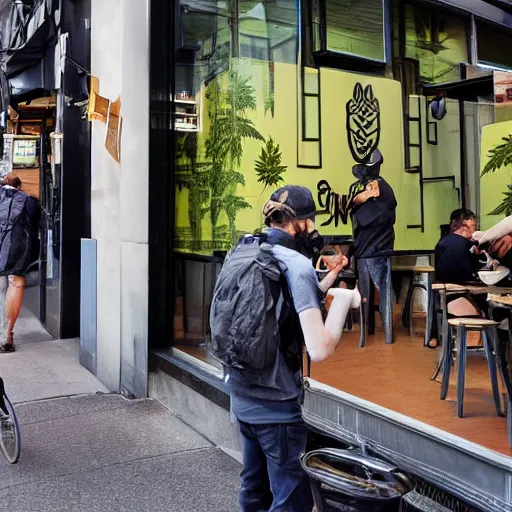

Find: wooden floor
<box><xmin>176</xmin><ymin>315</ymin><xmax>512</xmax><ymax>457</ymax></box>
<box><xmin>310</xmin><ymin>324</ymin><xmax>511</xmax><ymax>456</ymax></box>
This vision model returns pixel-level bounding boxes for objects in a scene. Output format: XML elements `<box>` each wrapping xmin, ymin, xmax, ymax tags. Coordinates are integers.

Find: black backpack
<box><xmin>0</xmin><ymin>189</ymin><xmax>31</xmax><ymax>276</ymax></box>
<box><xmin>209</xmin><ymin>235</ymin><xmax>284</xmax><ymax>371</ymax></box>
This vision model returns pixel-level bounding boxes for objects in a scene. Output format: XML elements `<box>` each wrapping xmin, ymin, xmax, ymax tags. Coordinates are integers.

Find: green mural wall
<box><xmin>174</xmin><ymin>57</ymin><xmax>459</xmax><ymax>255</ymax></box>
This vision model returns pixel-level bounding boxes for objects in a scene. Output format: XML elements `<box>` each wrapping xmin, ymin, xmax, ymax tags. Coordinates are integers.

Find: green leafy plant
<box><xmin>255</xmin><ymin>137</ymin><xmax>287</xmax><ymax>190</ymax></box>
<box><xmin>482</xmin><ymin>135</ymin><xmax>512</xmax><ymax>177</ymax></box>
<box><xmin>224</xmin><ymin>193</ymin><xmax>251</xmax><ymax>243</ymax></box>
<box><xmin>481</xmin><ymin>134</ymin><xmax>512</xmax><ymax>215</ymax></box>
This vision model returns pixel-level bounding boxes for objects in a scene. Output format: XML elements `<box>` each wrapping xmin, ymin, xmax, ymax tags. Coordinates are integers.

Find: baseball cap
<box><xmin>263</xmin><ymin>185</ymin><xmax>317</xmax><ymax>225</ymax></box>
<box><xmin>352</xmin><ymin>148</ymin><xmax>384</xmax><ymax>182</ymax></box>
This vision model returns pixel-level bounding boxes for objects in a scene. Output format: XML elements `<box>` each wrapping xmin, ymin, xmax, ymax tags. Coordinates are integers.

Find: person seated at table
<box><xmin>435</xmin><ymin>209</ymin><xmax>483</xmax><ymax>317</ymax></box>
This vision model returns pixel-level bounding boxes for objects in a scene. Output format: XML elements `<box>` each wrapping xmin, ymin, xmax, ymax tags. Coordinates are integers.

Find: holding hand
<box><xmin>317</xmin><ymin>246</ymin><xmax>350</xmax><ymax>294</ymax></box>
<box><xmin>490</xmin><ymin>235</ymin><xmax>512</xmax><ymax>259</ymax></box>
<box><xmin>317</xmin><ymin>246</ymin><xmax>348</xmax><ymax>273</ymax></box>
<box><xmin>353</xmin><ymin>180</ymin><xmax>380</xmax><ymax>206</ymax></box>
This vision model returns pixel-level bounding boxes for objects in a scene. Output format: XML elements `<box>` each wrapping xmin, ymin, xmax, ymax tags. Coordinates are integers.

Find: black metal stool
<box><xmin>444</xmin><ymin>318</ymin><xmax>504</xmax><ymax>419</ymax></box>
<box><xmin>488</xmin><ymin>301</ymin><xmax>512</xmax><ymax>448</ymax></box>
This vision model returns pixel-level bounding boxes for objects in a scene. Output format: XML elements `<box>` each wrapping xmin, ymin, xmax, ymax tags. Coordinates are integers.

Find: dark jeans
<box><xmin>239</xmin><ymin>421</ymin><xmax>313</xmax><ymax>512</ymax></box>
<box><xmin>358</xmin><ymin>256</ymin><xmax>394</xmax><ymax>344</ymax></box>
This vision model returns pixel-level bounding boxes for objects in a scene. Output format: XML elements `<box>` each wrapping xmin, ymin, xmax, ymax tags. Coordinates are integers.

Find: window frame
<box><xmin>395</xmin><ymin>0</ymin><xmax>473</xmax><ymax>85</ymax></box>
<box><xmin>322</xmin><ymin>0</ymin><xmax>387</xmax><ymax>63</ymax></box>
<box><xmin>304</xmin><ymin>0</ymin><xmax>393</xmax><ymax>74</ymax></box>
<box><xmin>475</xmin><ymin>19</ymin><xmax>512</xmax><ymax>71</ymax></box>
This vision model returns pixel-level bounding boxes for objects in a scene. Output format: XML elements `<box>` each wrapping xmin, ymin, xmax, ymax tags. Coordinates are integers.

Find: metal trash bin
<box><xmin>301</xmin><ymin>448</ymin><xmax>411</xmax><ymax>512</ymax></box>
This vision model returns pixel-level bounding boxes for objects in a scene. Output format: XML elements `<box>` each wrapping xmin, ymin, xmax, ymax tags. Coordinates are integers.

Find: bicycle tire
<box><xmin>0</xmin><ymin>393</ymin><xmax>20</xmax><ymax>464</ymax></box>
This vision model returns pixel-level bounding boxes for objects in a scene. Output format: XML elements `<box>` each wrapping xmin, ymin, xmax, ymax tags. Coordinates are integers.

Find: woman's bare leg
<box><xmin>447</xmin><ymin>297</ymin><xmax>480</xmax><ymax>317</ymax></box>
<box><xmin>5</xmin><ymin>275</ymin><xmax>25</xmax><ymax>345</ymax></box>
<box><xmin>447</xmin><ymin>297</ymin><xmax>482</xmax><ymax>346</ymax></box>
<box><xmin>0</xmin><ymin>276</ymin><xmax>8</xmax><ymax>342</ymax></box>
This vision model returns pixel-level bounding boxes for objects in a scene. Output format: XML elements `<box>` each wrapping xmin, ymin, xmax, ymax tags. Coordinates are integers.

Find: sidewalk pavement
<box><xmin>0</xmin><ymin>307</ymin><xmax>241</xmax><ymax>512</ymax></box>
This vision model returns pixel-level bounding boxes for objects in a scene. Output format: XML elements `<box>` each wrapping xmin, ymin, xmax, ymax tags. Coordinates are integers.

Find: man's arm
<box><xmin>352</xmin><ymin>180</ymin><xmax>380</xmax><ymax>206</ymax></box>
<box><xmin>318</xmin><ymin>256</ymin><xmax>348</xmax><ymax>293</ymax></box>
<box><xmin>490</xmin><ymin>235</ymin><xmax>512</xmax><ymax>260</ymax></box>
<box><xmin>299</xmin><ymin>289</ymin><xmax>358</xmax><ymax>362</ymax></box>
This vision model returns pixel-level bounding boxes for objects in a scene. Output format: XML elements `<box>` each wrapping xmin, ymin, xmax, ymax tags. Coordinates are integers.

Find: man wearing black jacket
<box><xmin>434</xmin><ymin>209</ymin><xmax>482</xmax><ymax>318</ymax></box>
<box><xmin>348</xmin><ymin>149</ymin><xmax>397</xmax><ymax>344</ymax></box>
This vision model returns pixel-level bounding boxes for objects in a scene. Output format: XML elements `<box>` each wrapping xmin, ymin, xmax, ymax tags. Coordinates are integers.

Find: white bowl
<box><xmin>478</xmin><ymin>267</ymin><xmax>510</xmax><ymax>285</ymax></box>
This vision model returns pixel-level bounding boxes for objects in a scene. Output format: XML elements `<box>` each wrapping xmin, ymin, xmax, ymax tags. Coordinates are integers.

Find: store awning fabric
<box><xmin>0</xmin><ymin>0</ymin><xmax>57</xmax><ymax>79</ymax></box>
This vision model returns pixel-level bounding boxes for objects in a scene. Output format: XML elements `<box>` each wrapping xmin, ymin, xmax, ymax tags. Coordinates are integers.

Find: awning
<box><xmin>0</xmin><ymin>0</ymin><xmax>58</xmax><ymax>79</ymax></box>
<box><xmin>421</xmin><ymin>75</ymin><xmax>494</xmax><ymax>101</ymax></box>
<box><xmin>436</xmin><ymin>0</ymin><xmax>512</xmax><ymax>29</ymax></box>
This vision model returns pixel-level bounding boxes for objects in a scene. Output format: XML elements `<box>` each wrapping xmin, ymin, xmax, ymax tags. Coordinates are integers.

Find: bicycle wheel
<box><xmin>0</xmin><ymin>393</ymin><xmax>20</xmax><ymax>464</ymax></box>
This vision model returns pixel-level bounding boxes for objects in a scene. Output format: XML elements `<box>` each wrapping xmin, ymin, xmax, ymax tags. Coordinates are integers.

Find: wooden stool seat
<box><xmin>448</xmin><ymin>318</ymin><xmax>500</xmax><ymax>328</ymax></box>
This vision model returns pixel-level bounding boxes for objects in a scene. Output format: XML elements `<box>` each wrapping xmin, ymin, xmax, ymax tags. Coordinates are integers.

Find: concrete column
<box><xmin>89</xmin><ymin>0</ymin><xmax>150</xmax><ymax>397</ymax></box>
<box><xmin>119</xmin><ymin>0</ymin><xmax>150</xmax><ymax>398</ymax></box>
<box><xmin>90</xmin><ymin>0</ymin><xmax>123</xmax><ymax>392</ymax></box>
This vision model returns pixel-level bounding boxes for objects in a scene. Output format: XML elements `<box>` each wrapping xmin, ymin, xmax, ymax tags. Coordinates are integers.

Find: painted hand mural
<box><xmin>346</xmin><ymin>83</ymin><xmax>381</xmax><ymax>164</ymax></box>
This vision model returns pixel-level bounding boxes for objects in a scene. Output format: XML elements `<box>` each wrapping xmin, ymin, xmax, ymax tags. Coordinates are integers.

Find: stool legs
<box><xmin>424</xmin><ymin>273</ymin><xmax>433</xmax><ymax>347</ymax></box>
<box><xmin>402</xmin><ymin>274</ymin><xmax>414</xmax><ymax>329</ymax></box>
<box><xmin>456</xmin><ymin>325</ymin><xmax>467</xmax><ymax>418</ymax></box>
<box><xmin>482</xmin><ymin>327</ymin><xmax>505</xmax><ymax>418</ymax></box>
<box><xmin>359</xmin><ymin>299</ymin><xmax>366</xmax><ymax>348</ymax></box>
<box><xmin>440</xmin><ymin>324</ymin><xmax>454</xmax><ymax>400</ymax></box>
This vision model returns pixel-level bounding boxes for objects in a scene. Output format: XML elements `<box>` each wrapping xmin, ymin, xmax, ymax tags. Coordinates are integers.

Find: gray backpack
<box><xmin>209</xmin><ymin>236</ymin><xmax>283</xmax><ymax>371</ymax></box>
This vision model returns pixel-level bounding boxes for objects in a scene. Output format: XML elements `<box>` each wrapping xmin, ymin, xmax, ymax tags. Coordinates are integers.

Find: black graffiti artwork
<box><xmin>317</xmin><ymin>180</ymin><xmax>350</xmax><ymax>228</ymax></box>
<box><xmin>346</xmin><ymin>83</ymin><xmax>381</xmax><ymax>164</ymax></box>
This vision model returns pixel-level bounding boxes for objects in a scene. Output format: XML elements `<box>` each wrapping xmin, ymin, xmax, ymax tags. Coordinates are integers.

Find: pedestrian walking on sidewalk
<box><xmin>0</xmin><ymin>173</ymin><xmax>39</xmax><ymax>353</ymax></box>
<box><xmin>210</xmin><ymin>185</ymin><xmax>361</xmax><ymax>512</ymax></box>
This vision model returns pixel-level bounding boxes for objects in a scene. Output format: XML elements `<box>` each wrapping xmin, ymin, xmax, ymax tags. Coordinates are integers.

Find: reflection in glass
<box><xmin>173</xmin><ymin>0</ymin><xmax>298</xmax><ymax>356</ymax></box>
<box><xmin>404</xmin><ymin>5</ymin><xmax>467</xmax><ymax>84</ymax></box>
<box><xmin>325</xmin><ymin>0</ymin><xmax>385</xmax><ymax>62</ymax></box>
<box><xmin>477</xmin><ymin>22</ymin><xmax>512</xmax><ymax>71</ymax></box>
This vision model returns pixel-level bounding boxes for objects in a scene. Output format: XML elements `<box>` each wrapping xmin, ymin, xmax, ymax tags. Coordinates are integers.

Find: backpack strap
<box><xmin>264</xmin><ymin>231</ymin><xmax>311</xmax><ymax>379</ymax></box>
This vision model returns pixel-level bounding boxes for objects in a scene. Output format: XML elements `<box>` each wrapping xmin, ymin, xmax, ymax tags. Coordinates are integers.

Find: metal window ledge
<box><xmin>302</xmin><ymin>379</ymin><xmax>512</xmax><ymax>512</ymax></box>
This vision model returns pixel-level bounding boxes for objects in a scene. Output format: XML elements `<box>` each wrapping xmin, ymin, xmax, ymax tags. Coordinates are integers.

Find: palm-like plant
<box><xmin>224</xmin><ymin>193</ymin><xmax>251</xmax><ymax>244</ymax></box>
<box><xmin>481</xmin><ymin>134</ymin><xmax>512</xmax><ymax>215</ymax></box>
<box><xmin>205</xmin><ymin>69</ymin><xmax>263</xmax><ymax>244</ymax></box>
<box><xmin>255</xmin><ymin>137</ymin><xmax>287</xmax><ymax>191</ymax></box>
<box><xmin>175</xmin><ymin>133</ymin><xmax>210</xmax><ymax>245</ymax></box>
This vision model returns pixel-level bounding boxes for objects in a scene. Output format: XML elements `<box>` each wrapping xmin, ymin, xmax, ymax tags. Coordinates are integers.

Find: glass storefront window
<box><xmin>164</xmin><ymin>0</ymin><xmax>512</xmax><ymax>459</ymax></box>
<box><xmin>239</xmin><ymin>0</ymin><xmax>297</xmax><ymax>64</ymax></box>
<box><xmin>477</xmin><ymin>22</ymin><xmax>512</xmax><ymax>70</ymax></box>
<box><xmin>173</xmin><ymin>0</ymin><xmax>298</xmax><ymax>360</ymax></box>
<box><xmin>325</xmin><ymin>0</ymin><xmax>385</xmax><ymax>62</ymax></box>
<box><xmin>404</xmin><ymin>5</ymin><xmax>467</xmax><ymax>84</ymax></box>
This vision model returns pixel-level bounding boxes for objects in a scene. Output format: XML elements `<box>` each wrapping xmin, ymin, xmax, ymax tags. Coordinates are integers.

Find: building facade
<box><xmin>65</xmin><ymin>0</ymin><xmax>512</xmax><ymax>509</ymax></box>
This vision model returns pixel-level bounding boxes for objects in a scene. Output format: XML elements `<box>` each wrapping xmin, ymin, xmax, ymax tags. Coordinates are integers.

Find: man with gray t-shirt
<box><xmin>227</xmin><ymin>185</ymin><xmax>360</xmax><ymax>512</ymax></box>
